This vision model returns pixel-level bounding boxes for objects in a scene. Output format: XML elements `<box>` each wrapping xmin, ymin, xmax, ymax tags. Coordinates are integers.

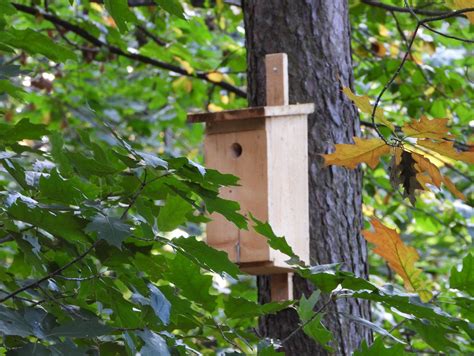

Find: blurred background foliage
<box><xmin>0</xmin><ymin>0</ymin><xmax>472</xmax><ymax>354</ymax></box>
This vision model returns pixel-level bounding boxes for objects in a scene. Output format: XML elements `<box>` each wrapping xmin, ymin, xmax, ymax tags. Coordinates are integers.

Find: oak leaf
<box><xmin>390</xmin><ymin>150</ymin><xmax>422</xmax><ymax>205</ymax></box>
<box><xmin>402</xmin><ymin>116</ymin><xmax>453</xmax><ymax>140</ymax></box>
<box><xmin>450</xmin><ymin>0</ymin><xmax>474</xmax><ymax>23</ymax></box>
<box><xmin>321</xmin><ymin>137</ymin><xmax>390</xmax><ymax>169</ymax></box>
<box><xmin>342</xmin><ymin>87</ymin><xmax>395</xmax><ymax>131</ymax></box>
<box><xmin>412</xmin><ymin>152</ymin><xmax>466</xmax><ymax>200</ymax></box>
<box><xmin>362</xmin><ymin>218</ymin><xmax>432</xmax><ymax>302</ymax></box>
<box><xmin>417</xmin><ymin>139</ymin><xmax>474</xmax><ymax>164</ymax></box>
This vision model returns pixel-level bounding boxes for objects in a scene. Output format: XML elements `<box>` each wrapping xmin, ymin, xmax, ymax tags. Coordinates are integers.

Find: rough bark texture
<box><xmin>243</xmin><ymin>1</ymin><xmax>372</xmax><ymax>354</ymax></box>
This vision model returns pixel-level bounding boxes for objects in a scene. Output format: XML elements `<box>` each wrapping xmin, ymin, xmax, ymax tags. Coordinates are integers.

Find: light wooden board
<box><xmin>204</xmin><ymin>128</ymin><xmax>270</xmax><ymax>263</ymax></box>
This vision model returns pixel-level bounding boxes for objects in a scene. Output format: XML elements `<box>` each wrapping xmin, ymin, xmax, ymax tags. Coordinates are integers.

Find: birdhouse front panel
<box><xmin>204</xmin><ymin>119</ymin><xmax>270</xmax><ymax>264</ymax></box>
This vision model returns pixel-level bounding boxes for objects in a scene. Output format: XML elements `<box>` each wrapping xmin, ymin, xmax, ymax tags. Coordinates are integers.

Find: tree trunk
<box><xmin>243</xmin><ymin>1</ymin><xmax>372</xmax><ymax>354</ymax></box>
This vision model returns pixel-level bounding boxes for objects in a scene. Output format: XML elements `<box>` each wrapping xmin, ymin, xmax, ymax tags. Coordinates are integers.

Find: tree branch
<box><xmin>361</xmin><ymin>0</ymin><xmax>456</xmax><ymax>17</ymax></box>
<box><xmin>0</xmin><ymin>240</ymin><xmax>99</xmax><ymax>304</ymax></box>
<box><xmin>12</xmin><ymin>3</ymin><xmax>247</xmax><ymax>98</ymax></box>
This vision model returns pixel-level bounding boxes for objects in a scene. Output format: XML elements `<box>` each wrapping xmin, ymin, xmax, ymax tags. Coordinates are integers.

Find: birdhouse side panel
<box><xmin>265</xmin><ymin>114</ymin><xmax>310</xmax><ymax>267</ymax></box>
<box><xmin>204</xmin><ymin>126</ymin><xmax>270</xmax><ymax>264</ymax></box>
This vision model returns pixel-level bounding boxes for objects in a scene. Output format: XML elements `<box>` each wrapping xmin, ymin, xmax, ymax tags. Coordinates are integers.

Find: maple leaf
<box><xmin>342</xmin><ymin>87</ymin><xmax>395</xmax><ymax>131</ymax></box>
<box><xmin>417</xmin><ymin>139</ymin><xmax>474</xmax><ymax>164</ymax></box>
<box><xmin>402</xmin><ymin>116</ymin><xmax>453</xmax><ymax>140</ymax></box>
<box><xmin>362</xmin><ymin>218</ymin><xmax>432</xmax><ymax>302</ymax></box>
<box><xmin>321</xmin><ymin>137</ymin><xmax>390</xmax><ymax>169</ymax></box>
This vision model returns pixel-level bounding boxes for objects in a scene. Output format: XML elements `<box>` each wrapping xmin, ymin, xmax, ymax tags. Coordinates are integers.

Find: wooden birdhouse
<box><xmin>187</xmin><ymin>53</ymin><xmax>313</xmax><ymax>300</ymax></box>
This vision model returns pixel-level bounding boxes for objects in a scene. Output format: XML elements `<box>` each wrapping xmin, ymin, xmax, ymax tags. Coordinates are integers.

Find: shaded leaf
<box><xmin>362</xmin><ymin>218</ymin><xmax>432</xmax><ymax>302</ymax></box>
<box><xmin>339</xmin><ymin>312</ymin><xmax>404</xmax><ymax>343</ymax></box>
<box><xmin>158</xmin><ymin>194</ymin><xmax>193</xmax><ymax>232</ymax></box>
<box><xmin>85</xmin><ymin>215</ymin><xmax>131</xmax><ymax>249</ymax></box>
<box><xmin>1</xmin><ymin>29</ymin><xmax>76</xmax><ymax>62</ymax></box>
<box><xmin>450</xmin><ymin>254</ymin><xmax>474</xmax><ymax>296</ymax></box>
<box><xmin>321</xmin><ymin>137</ymin><xmax>390</xmax><ymax>169</ymax></box>
<box><xmin>172</xmin><ymin>236</ymin><xmax>241</xmax><ymax>278</ymax></box>
<box><xmin>137</xmin><ymin>329</ymin><xmax>170</xmax><ymax>356</ymax></box>
<box><xmin>47</xmin><ymin>320</ymin><xmax>113</xmax><ymax>338</ymax></box>
<box><xmin>148</xmin><ymin>284</ymin><xmax>171</xmax><ymax>325</ymax></box>
<box><xmin>354</xmin><ymin>338</ymin><xmax>412</xmax><ymax>356</ymax></box>
<box><xmin>251</xmin><ymin>214</ymin><xmax>297</xmax><ymax>259</ymax></box>
<box><xmin>155</xmin><ymin>0</ymin><xmax>185</xmax><ymax>19</ymax></box>
<box><xmin>410</xmin><ymin>319</ymin><xmax>459</xmax><ymax>352</ymax></box>
<box><xmin>104</xmin><ymin>0</ymin><xmax>136</xmax><ymax>32</ymax></box>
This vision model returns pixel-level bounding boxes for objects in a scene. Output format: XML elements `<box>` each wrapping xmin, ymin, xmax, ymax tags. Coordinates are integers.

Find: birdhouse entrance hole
<box><xmin>231</xmin><ymin>142</ymin><xmax>242</xmax><ymax>158</ymax></box>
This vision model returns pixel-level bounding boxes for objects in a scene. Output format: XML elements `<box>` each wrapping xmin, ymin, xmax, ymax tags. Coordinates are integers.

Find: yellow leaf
<box><xmin>412</xmin><ymin>152</ymin><xmax>443</xmax><ymax>187</ymax></box>
<box><xmin>442</xmin><ymin>176</ymin><xmax>466</xmax><ymax>200</ymax></box>
<box><xmin>321</xmin><ymin>137</ymin><xmax>390</xmax><ymax>169</ymax></box>
<box><xmin>174</xmin><ymin>57</ymin><xmax>194</xmax><ymax>74</ymax></box>
<box><xmin>363</xmin><ymin>218</ymin><xmax>432</xmax><ymax>302</ymax></box>
<box><xmin>417</xmin><ymin>139</ymin><xmax>474</xmax><ymax>164</ymax></box>
<box><xmin>207</xmin><ymin>103</ymin><xmax>223</xmax><ymax>112</ymax></box>
<box><xmin>342</xmin><ymin>87</ymin><xmax>395</xmax><ymax>131</ymax></box>
<box><xmin>450</xmin><ymin>0</ymin><xmax>474</xmax><ymax>23</ymax></box>
<box><xmin>207</xmin><ymin>71</ymin><xmax>224</xmax><ymax>83</ymax></box>
<box><xmin>172</xmin><ymin>76</ymin><xmax>192</xmax><ymax>93</ymax></box>
<box><xmin>402</xmin><ymin>116</ymin><xmax>453</xmax><ymax>140</ymax></box>
<box><xmin>412</xmin><ymin>152</ymin><xmax>466</xmax><ymax>200</ymax></box>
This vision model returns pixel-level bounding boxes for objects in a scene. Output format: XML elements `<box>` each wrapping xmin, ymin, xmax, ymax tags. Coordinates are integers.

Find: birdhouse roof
<box><xmin>187</xmin><ymin>103</ymin><xmax>314</xmax><ymax>124</ymax></box>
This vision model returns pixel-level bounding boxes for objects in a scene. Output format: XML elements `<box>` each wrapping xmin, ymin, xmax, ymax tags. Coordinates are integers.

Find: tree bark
<box><xmin>243</xmin><ymin>1</ymin><xmax>372</xmax><ymax>354</ymax></box>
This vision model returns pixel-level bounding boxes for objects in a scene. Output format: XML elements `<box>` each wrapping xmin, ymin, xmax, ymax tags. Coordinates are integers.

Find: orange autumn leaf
<box><xmin>417</xmin><ymin>139</ymin><xmax>474</xmax><ymax>164</ymax></box>
<box><xmin>412</xmin><ymin>152</ymin><xmax>466</xmax><ymax>200</ymax></box>
<box><xmin>450</xmin><ymin>0</ymin><xmax>474</xmax><ymax>23</ymax></box>
<box><xmin>402</xmin><ymin>116</ymin><xmax>453</xmax><ymax>140</ymax></box>
<box><xmin>363</xmin><ymin>219</ymin><xmax>432</xmax><ymax>302</ymax></box>
<box><xmin>321</xmin><ymin>137</ymin><xmax>390</xmax><ymax>169</ymax></box>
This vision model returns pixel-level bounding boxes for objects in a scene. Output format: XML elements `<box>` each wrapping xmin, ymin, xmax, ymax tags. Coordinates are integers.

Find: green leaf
<box><xmin>224</xmin><ymin>297</ymin><xmax>292</xmax><ymax>319</ymax></box>
<box><xmin>205</xmin><ymin>196</ymin><xmax>247</xmax><ymax>229</ymax></box>
<box><xmin>154</xmin><ymin>0</ymin><xmax>185</xmax><ymax>19</ymax></box>
<box><xmin>0</xmin><ymin>0</ymin><xmax>16</xmax><ymax>16</ymax></box>
<box><xmin>302</xmin><ymin>314</ymin><xmax>333</xmax><ymax>351</ymax></box>
<box><xmin>0</xmin><ymin>305</ymin><xmax>33</xmax><ymax>337</ymax></box>
<box><xmin>85</xmin><ymin>215</ymin><xmax>131</xmax><ymax>249</ymax></box>
<box><xmin>158</xmin><ymin>194</ymin><xmax>193</xmax><ymax>232</ymax></box>
<box><xmin>39</xmin><ymin>170</ymin><xmax>85</xmax><ymax>204</ymax></box>
<box><xmin>148</xmin><ymin>284</ymin><xmax>171</xmax><ymax>326</ymax></box>
<box><xmin>66</xmin><ymin>151</ymin><xmax>121</xmax><ymax>177</ymax></box>
<box><xmin>8</xmin><ymin>200</ymin><xmax>88</xmax><ymax>243</ymax></box>
<box><xmin>0</xmin><ymin>118</ymin><xmax>49</xmax><ymax>143</ymax></box>
<box><xmin>0</xmin><ymin>79</ymin><xmax>25</xmax><ymax>99</ymax></box>
<box><xmin>297</xmin><ymin>290</ymin><xmax>320</xmax><ymax>322</ymax></box>
<box><xmin>251</xmin><ymin>214</ymin><xmax>296</xmax><ymax>258</ymax></box>
<box><xmin>450</xmin><ymin>254</ymin><xmax>474</xmax><ymax>296</ymax></box>
<box><xmin>339</xmin><ymin>312</ymin><xmax>404</xmax><ymax>344</ymax></box>
<box><xmin>410</xmin><ymin>319</ymin><xmax>459</xmax><ymax>352</ymax></box>
<box><xmin>166</xmin><ymin>253</ymin><xmax>215</xmax><ymax>310</ymax></box>
<box><xmin>172</xmin><ymin>236</ymin><xmax>241</xmax><ymax>278</ymax></box>
<box><xmin>47</xmin><ymin>320</ymin><xmax>113</xmax><ymax>338</ymax></box>
<box><xmin>1</xmin><ymin>29</ymin><xmax>76</xmax><ymax>62</ymax></box>
<box><xmin>137</xmin><ymin>329</ymin><xmax>170</xmax><ymax>356</ymax></box>
<box><xmin>354</xmin><ymin>338</ymin><xmax>412</xmax><ymax>356</ymax></box>
<box><xmin>104</xmin><ymin>0</ymin><xmax>137</xmax><ymax>32</ymax></box>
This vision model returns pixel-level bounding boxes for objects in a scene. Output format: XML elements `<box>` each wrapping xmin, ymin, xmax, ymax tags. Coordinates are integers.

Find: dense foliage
<box><xmin>0</xmin><ymin>0</ymin><xmax>472</xmax><ymax>354</ymax></box>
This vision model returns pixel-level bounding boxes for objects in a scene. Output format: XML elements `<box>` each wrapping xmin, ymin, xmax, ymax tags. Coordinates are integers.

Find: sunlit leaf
<box><xmin>322</xmin><ymin>137</ymin><xmax>390</xmax><ymax>169</ymax></box>
<box><xmin>362</xmin><ymin>218</ymin><xmax>432</xmax><ymax>302</ymax></box>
